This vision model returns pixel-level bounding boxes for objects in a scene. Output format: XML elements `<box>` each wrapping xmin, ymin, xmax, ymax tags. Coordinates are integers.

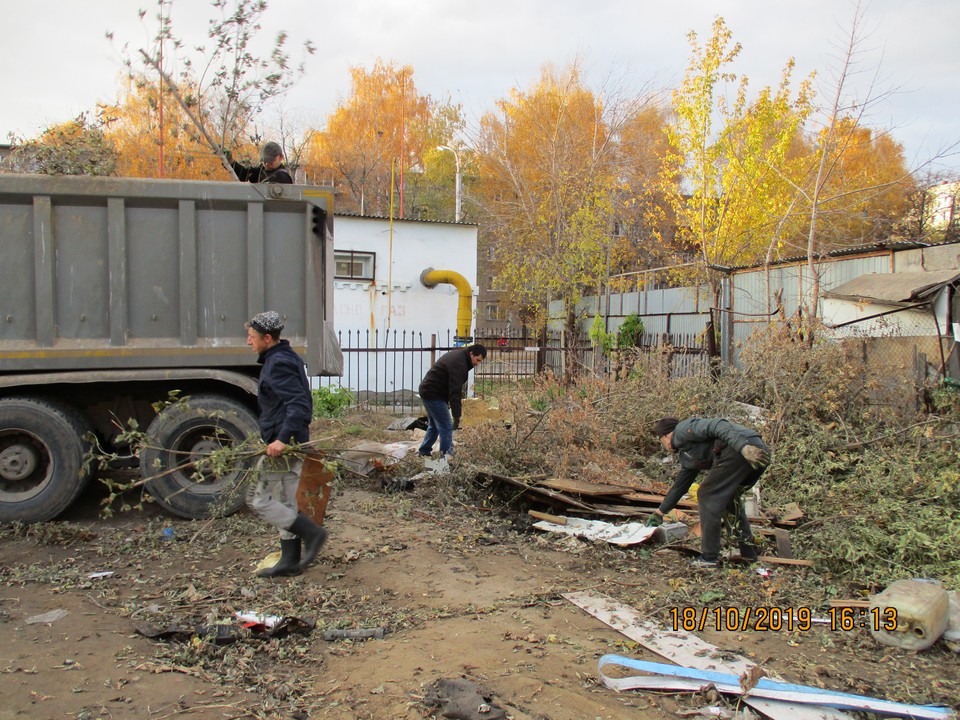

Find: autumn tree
<box><xmin>773</xmin><ymin>4</ymin><xmax>916</xmax><ymax>315</ymax></box>
<box><xmin>662</xmin><ymin>17</ymin><xmax>813</xmax><ymax>302</ymax></box>
<box><xmin>100</xmin><ymin>75</ymin><xmax>228</xmax><ymax>179</ymax></box>
<box><xmin>610</xmin><ymin>102</ymin><xmax>680</xmax><ymax>285</ymax></box>
<box><xmin>303</xmin><ymin>60</ymin><xmax>462</xmax><ymax>218</ymax></box>
<box><xmin>472</xmin><ymin>62</ymin><xmax>655</xmax><ymax>351</ymax></box>
<box><xmin>7</xmin><ymin>114</ymin><xmax>118</xmax><ymax>176</ymax></box>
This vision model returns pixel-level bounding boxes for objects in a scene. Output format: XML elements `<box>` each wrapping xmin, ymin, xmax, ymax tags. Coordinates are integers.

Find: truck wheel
<box><xmin>0</xmin><ymin>397</ymin><xmax>93</xmax><ymax>523</ymax></box>
<box><xmin>141</xmin><ymin>395</ymin><xmax>259</xmax><ymax>519</ymax></box>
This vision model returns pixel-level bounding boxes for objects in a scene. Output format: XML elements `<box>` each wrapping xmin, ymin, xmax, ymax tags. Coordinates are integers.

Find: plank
<box><xmin>758</xmin><ymin>556</ymin><xmax>813</xmax><ymax>567</ymax></box>
<box><xmin>620</xmin><ymin>491</ymin><xmax>698</xmax><ymax>509</ymax></box>
<box><xmin>539</xmin><ymin>477</ymin><xmax>634</xmax><ymax>496</ymax></box>
<box><xmin>527</xmin><ymin>510</ymin><xmax>567</xmax><ymax>525</ymax></box>
<box><xmin>563</xmin><ymin>590</ymin><xmax>848</xmax><ymax>720</ymax></box>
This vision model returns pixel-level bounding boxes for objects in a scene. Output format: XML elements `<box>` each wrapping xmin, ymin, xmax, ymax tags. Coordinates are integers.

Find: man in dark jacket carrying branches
<box><xmin>649</xmin><ymin>416</ymin><xmax>771</xmax><ymax>569</ymax></box>
<box><xmin>245</xmin><ymin>311</ymin><xmax>327</xmax><ymax>578</ymax></box>
<box><xmin>417</xmin><ymin>344</ymin><xmax>487</xmax><ymax>458</ymax></box>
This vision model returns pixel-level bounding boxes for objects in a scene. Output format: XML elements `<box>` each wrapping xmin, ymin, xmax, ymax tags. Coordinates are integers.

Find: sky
<box><xmin>3</xmin><ymin>0</ymin><xmax>959</xmax><ymax>174</ymax></box>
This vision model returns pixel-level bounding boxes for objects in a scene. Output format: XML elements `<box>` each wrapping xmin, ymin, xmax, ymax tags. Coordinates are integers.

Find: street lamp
<box><xmin>437</xmin><ymin>144</ymin><xmax>462</xmax><ymax>222</ymax></box>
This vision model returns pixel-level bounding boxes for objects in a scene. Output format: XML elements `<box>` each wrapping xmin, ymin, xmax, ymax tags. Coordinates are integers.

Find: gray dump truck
<box><xmin>0</xmin><ymin>174</ymin><xmax>342</xmax><ymax>523</ymax></box>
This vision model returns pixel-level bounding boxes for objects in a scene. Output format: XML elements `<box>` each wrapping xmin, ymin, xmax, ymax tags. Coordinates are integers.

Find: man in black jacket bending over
<box><xmin>417</xmin><ymin>344</ymin><xmax>487</xmax><ymax>458</ymax></box>
<box><xmin>244</xmin><ymin>311</ymin><xmax>326</xmax><ymax>577</ymax></box>
<box><xmin>649</xmin><ymin>416</ymin><xmax>771</xmax><ymax>569</ymax></box>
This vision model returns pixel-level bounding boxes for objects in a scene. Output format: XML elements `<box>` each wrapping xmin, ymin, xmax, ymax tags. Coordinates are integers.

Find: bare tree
<box><xmin>109</xmin><ymin>0</ymin><xmax>314</xmax><ymax>179</ymax></box>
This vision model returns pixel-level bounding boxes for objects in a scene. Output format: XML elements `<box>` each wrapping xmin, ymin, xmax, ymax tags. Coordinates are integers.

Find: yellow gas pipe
<box><xmin>420</xmin><ymin>268</ymin><xmax>474</xmax><ymax>341</ymax></box>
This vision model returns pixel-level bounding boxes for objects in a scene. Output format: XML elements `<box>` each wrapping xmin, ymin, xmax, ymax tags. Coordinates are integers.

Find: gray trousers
<box><xmin>246</xmin><ymin>456</ymin><xmax>302</xmax><ymax>540</ymax></box>
<box><xmin>696</xmin><ymin>444</ymin><xmax>765</xmax><ymax>560</ymax></box>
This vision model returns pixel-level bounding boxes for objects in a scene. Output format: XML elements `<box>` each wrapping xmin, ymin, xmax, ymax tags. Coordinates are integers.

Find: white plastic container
<box><xmin>869</xmin><ymin>579</ymin><xmax>949</xmax><ymax>651</ymax></box>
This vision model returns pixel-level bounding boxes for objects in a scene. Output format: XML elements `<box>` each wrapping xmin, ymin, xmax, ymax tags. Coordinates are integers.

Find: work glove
<box><xmin>452</xmin><ymin>416</ymin><xmax>461</xmax><ymax>431</ymax></box>
<box><xmin>741</xmin><ymin>445</ymin><xmax>771</xmax><ymax>469</ymax></box>
<box><xmin>645</xmin><ymin>513</ymin><xmax>663</xmax><ymax>527</ymax></box>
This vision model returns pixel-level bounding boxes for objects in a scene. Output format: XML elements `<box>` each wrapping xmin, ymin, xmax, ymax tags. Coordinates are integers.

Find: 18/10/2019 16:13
<box><xmin>669</xmin><ymin>605</ymin><xmax>898</xmax><ymax>633</ymax></box>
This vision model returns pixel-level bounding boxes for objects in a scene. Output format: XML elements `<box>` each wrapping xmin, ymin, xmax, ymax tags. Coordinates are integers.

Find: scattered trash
<box><xmin>596</xmin><ymin>655</ymin><xmax>954</xmax><ymax>720</ymax></box>
<box><xmin>565</xmin><ymin>590</ymin><xmax>848</xmax><ymax>720</ymax></box>
<box><xmin>381</xmin><ymin>477</ymin><xmax>415</xmax><ymax>493</ymax></box>
<box><xmin>26</xmin><ymin>609</ymin><xmax>69</xmax><ymax>625</ymax></box>
<box><xmin>135</xmin><ymin>615</ymin><xmax>314</xmax><ymax>644</ymax></box>
<box><xmin>423</xmin><ymin>455</ymin><xmax>451</xmax><ymax>474</ymax></box>
<box><xmin>652</xmin><ymin>521</ymin><xmax>689</xmax><ymax>544</ymax></box>
<box><xmin>532</xmin><ymin>515</ymin><xmax>656</xmax><ymax>546</ymax></box>
<box><xmin>869</xmin><ymin>578</ymin><xmax>949</xmax><ymax>651</ymax></box>
<box><xmin>423</xmin><ymin>677</ymin><xmax>507</xmax><ymax>720</ymax></box>
<box><xmin>387</xmin><ymin>416</ymin><xmax>428</xmax><ymax>431</ymax></box>
<box><xmin>322</xmin><ymin>627</ymin><xmax>386</xmax><ymax>641</ymax></box>
<box><xmin>86</xmin><ymin>571</ymin><xmax>115</xmax><ymax>579</ymax></box>
<box><xmin>161</xmin><ymin>527</ymin><xmax>176</xmax><ymax>541</ymax></box>
<box><xmin>339</xmin><ymin>441</ymin><xmax>420</xmax><ymax>476</ymax></box>
<box><xmin>235</xmin><ymin>611</ymin><xmax>283</xmax><ymax>629</ymax></box>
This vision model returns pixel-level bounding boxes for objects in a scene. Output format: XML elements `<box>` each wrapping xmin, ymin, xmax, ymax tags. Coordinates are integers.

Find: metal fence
<box><xmin>317</xmin><ymin>325</ymin><xmax>707</xmax><ymax>412</ymax></box>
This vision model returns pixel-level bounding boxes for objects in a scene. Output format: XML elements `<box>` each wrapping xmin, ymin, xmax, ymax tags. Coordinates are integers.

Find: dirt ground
<box><xmin>2</xmin><ymin>418</ymin><xmax>959</xmax><ymax>720</ymax></box>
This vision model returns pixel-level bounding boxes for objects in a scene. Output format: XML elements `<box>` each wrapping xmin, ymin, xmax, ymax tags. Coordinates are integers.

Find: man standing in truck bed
<box><xmin>245</xmin><ymin>311</ymin><xmax>327</xmax><ymax>577</ymax></box>
<box><xmin>229</xmin><ymin>141</ymin><xmax>293</xmax><ymax>184</ymax></box>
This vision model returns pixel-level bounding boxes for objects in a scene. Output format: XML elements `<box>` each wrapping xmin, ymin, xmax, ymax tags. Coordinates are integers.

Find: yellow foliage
<box><xmin>100</xmin><ymin>76</ymin><xmax>231</xmax><ymax>180</ymax></box>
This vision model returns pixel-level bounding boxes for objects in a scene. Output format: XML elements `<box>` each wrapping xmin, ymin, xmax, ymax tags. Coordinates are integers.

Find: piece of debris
<box><xmin>538</xmin><ymin>477</ymin><xmax>634</xmax><ymax>496</ymax></box>
<box><xmin>26</xmin><ymin>609</ymin><xmax>69</xmax><ymax>625</ymax></box>
<box><xmin>532</xmin><ymin>515</ymin><xmax>657</xmax><ymax>546</ymax></box>
<box><xmin>135</xmin><ymin>615</ymin><xmax>314</xmax><ymax>644</ymax></box>
<box><xmin>423</xmin><ymin>678</ymin><xmax>507</xmax><ymax>720</ymax></box>
<box><xmin>596</xmin><ymin>655</ymin><xmax>955</xmax><ymax>720</ymax></box>
<box><xmin>322</xmin><ymin>627</ymin><xmax>386</xmax><ymax>641</ymax></box>
<box><xmin>564</xmin><ymin>590</ymin><xmax>848</xmax><ymax>720</ymax></box>
<box><xmin>339</xmin><ymin>441</ymin><xmax>420</xmax><ymax>475</ymax></box>
<box><xmin>387</xmin><ymin>416</ymin><xmax>428</xmax><ymax>431</ymax></box>
<box><xmin>869</xmin><ymin>578</ymin><xmax>949</xmax><ymax>651</ymax></box>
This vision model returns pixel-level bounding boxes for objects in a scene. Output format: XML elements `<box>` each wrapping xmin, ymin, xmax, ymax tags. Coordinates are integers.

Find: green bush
<box><xmin>312</xmin><ymin>386</ymin><xmax>353</xmax><ymax>418</ymax></box>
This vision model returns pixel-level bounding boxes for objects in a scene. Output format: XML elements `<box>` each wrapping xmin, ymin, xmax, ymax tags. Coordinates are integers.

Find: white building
<box><xmin>327</xmin><ymin>214</ymin><xmax>479</xmax><ymax>397</ymax></box>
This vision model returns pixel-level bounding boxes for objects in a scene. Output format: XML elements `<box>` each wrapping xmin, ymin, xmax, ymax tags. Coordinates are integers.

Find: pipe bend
<box><xmin>421</xmin><ymin>268</ymin><xmax>474</xmax><ymax>340</ymax></box>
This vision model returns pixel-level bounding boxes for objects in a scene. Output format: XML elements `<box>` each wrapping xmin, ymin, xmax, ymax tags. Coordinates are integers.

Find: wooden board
<box><xmin>758</xmin><ymin>555</ymin><xmax>813</xmax><ymax>567</ymax></box>
<box><xmin>620</xmin><ymin>491</ymin><xmax>698</xmax><ymax>509</ymax></box>
<box><xmin>539</xmin><ymin>477</ymin><xmax>634</xmax><ymax>496</ymax></box>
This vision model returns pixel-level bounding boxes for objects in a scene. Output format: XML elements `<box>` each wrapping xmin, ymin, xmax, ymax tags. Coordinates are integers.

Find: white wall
<box><xmin>327</xmin><ymin>215</ymin><xmax>479</xmax><ymax>396</ymax></box>
<box><xmin>822</xmin><ymin>298</ymin><xmax>938</xmax><ymax>337</ymax></box>
<box><xmin>332</xmin><ymin>215</ymin><xmax>478</xmax><ymax>334</ymax></box>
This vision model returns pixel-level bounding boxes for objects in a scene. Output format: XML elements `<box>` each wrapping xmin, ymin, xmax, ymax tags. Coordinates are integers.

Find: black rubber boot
<box><xmin>289</xmin><ymin>513</ymin><xmax>328</xmax><ymax>571</ymax></box>
<box><xmin>257</xmin><ymin>538</ymin><xmax>302</xmax><ymax>578</ymax></box>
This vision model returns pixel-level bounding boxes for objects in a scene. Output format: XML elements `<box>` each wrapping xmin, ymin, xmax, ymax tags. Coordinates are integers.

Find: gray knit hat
<box><xmin>247</xmin><ymin>311</ymin><xmax>284</xmax><ymax>335</ymax></box>
<box><xmin>260</xmin><ymin>141</ymin><xmax>283</xmax><ymax>163</ymax></box>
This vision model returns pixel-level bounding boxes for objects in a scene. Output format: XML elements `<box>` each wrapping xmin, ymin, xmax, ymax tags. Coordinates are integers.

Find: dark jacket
<box><xmin>659</xmin><ymin>417</ymin><xmax>769</xmax><ymax>513</ymax></box>
<box><xmin>418</xmin><ymin>348</ymin><xmax>475</xmax><ymax>420</ymax></box>
<box><xmin>257</xmin><ymin>340</ymin><xmax>312</xmax><ymax>444</ymax></box>
<box><xmin>232</xmin><ymin>161</ymin><xmax>293</xmax><ymax>184</ymax></box>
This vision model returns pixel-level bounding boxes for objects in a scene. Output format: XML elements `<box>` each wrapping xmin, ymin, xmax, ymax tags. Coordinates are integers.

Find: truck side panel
<box><xmin>0</xmin><ymin>175</ymin><xmax>341</xmax><ymax>376</ymax></box>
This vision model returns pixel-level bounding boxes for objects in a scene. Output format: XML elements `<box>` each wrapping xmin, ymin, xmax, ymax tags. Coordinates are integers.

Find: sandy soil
<box><xmin>2</xmin><ymin>454</ymin><xmax>958</xmax><ymax>720</ymax></box>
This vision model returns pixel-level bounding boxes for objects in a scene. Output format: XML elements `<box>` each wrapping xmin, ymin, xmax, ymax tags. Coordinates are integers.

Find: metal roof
<box><xmin>822</xmin><ymin>268</ymin><xmax>960</xmax><ymax>305</ymax></box>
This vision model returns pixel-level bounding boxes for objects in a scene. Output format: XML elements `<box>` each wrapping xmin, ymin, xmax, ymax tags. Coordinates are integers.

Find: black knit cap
<box><xmin>653</xmin><ymin>417</ymin><xmax>680</xmax><ymax>437</ymax></box>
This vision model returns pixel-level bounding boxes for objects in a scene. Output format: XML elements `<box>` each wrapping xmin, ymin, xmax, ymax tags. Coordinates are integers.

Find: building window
<box><xmin>486</xmin><ymin>303</ymin><xmax>499</xmax><ymax>321</ymax></box>
<box><xmin>335</xmin><ymin>250</ymin><xmax>376</xmax><ymax>280</ymax></box>
<box><xmin>487</xmin><ymin>275</ymin><xmax>495</xmax><ymax>291</ymax></box>
<box><xmin>487</xmin><ymin>246</ymin><xmax>495</xmax><ymax>261</ymax></box>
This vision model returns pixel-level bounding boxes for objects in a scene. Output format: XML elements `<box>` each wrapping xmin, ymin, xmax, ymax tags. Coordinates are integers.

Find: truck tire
<box><xmin>0</xmin><ymin>397</ymin><xmax>93</xmax><ymax>523</ymax></box>
<box><xmin>141</xmin><ymin>395</ymin><xmax>259</xmax><ymax>520</ymax></box>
